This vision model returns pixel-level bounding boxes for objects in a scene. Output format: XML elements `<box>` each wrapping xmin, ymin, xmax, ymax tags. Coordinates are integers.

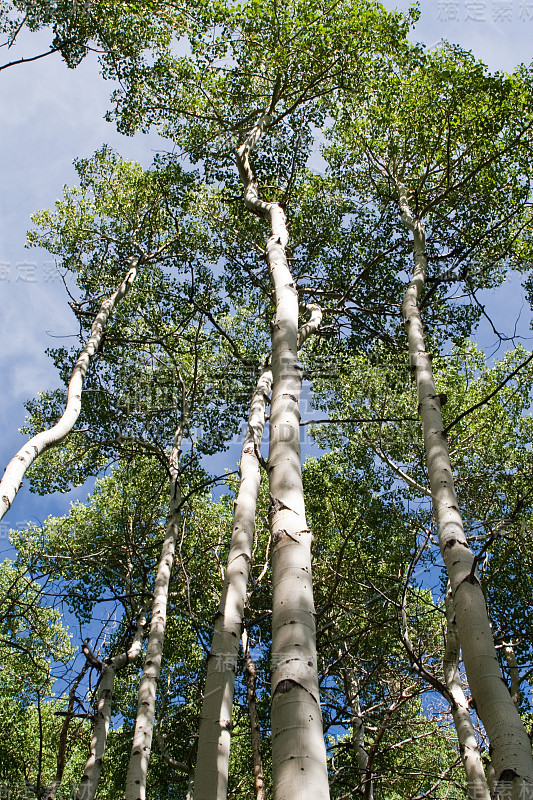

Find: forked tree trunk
<box><xmin>399</xmin><ymin>185</ymin><xmax>533</xmax><ymax>800</ymax></box>
<box><xmin>0</xmin><ymin>256</ymin><xmax>139</xmax><ymax>522</ymax></box>
<box><xmin>124</xmin><ymin>422</ymin><xmax>184</xmax><ymax>800</ymax></box>
<box><xmin>194</xmin><ymin>311</ymin><xmax>321</xmax><ymax>800</ymax></box>
<box><xmin>237</xmin><ymin>114</ymin><xmax>330</xmax><ymax>800</ymax></box>
<box><xmin>77</xmin><ymin>610</ymin><xmax>147</xmax><ymax>800</ymax></box>
<box><xmin>443</xmin><ymin>585</ymin><xmax>490</xmax><ymax>800</ymax></box>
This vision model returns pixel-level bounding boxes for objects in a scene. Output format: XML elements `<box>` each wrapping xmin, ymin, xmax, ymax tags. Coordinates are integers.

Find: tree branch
<box><xmin>443</xmin><ymin>351</ymin><xmax>533</xmax><ymax>435</ymax></box>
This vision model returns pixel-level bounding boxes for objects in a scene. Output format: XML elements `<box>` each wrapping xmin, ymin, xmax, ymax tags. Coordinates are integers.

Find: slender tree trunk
<box><xmin>503</xmin><ymin>644</ymin><xmax>520</xmax><ymax>708</ymax></box>
<box><xmin>487</xmin><ymin>759</ymin><xmax>497</xmax><ymax>795</ymax></box>
<box><xmin>243</xmin><ymin>627</ymin><xmax>267</xmax><ymax>800</ymax></box>
<box><xmin>237</xmin><ymin>114</ymin><xmax>330</xmax><ymax>800</ymax></box>
<box><xmin>443</xmin><ymin>585</ymin><xmax>490</xmax><ymax>800</ymax></box>
<box><xmin>399</xmin><ymin>184</ymin><xmax>533</xmax><ymax>799</ymax></box>
<box><xmin>0</xmin><ymin>257</ymin><xmax>139</xmax><ymax>522</ymax></box>
<box><xmin>124</xmin><ymin>422</ymin><xmax>184</xmax><ymax>800</ymax></box>
<box><xmin>45</xmin><ymin>664</ymin><xmax>88</xmax><ymax>800</ymax></box>
<box><xmin>154</xmin><ymin>676</ymin><xmax>192</xmax><ymax>775</ymax></box>
<box><xmin>342</xmin><ymin>667</ymin><xmax>372</xmax><ymax>800</ymax></box>
<box><xmin>77</xmin><ymin>610</ymin><xmax>147</xmax><ymax>800</ymax></box>
<box><xmin>193</xmin><ymin>366</ymin><xmax>272</xmax><ymax>800</ymax></box>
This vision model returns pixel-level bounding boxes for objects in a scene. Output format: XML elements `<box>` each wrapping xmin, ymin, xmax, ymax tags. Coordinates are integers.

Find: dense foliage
<box><xmin>1</xmin><ymin>1</ymin><xmax>533</xmax><ymax>799</ymax></box>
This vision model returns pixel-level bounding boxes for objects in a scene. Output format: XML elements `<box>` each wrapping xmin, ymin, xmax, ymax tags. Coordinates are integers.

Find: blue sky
<box><xmin>0</xmin><ymin>27</ymin><xmax>163</xmax><ymax>542</ymax></box>
<box><xmin>1</xmin><ymin>1</ymin><xmax>532</xmax><ymax>544</ymax></box>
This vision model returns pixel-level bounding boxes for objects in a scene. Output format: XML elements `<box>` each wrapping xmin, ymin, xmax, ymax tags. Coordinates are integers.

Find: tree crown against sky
<box><xmin>2</xmin><ymin>2</ymin><xmax>533</xmax><ymax>799</ymax></box>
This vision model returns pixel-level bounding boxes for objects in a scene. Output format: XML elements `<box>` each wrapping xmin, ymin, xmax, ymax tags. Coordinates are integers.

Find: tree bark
<box><xmin>443</xmin><ymin>585</ymin><xmax>490</xmax><ymax>800</ymax></box>
<box><xmin>193</xmin><ymin>301</ymin><xmax>321</xmax><ymax>800</ymax></box>
<box><xmin>503</xmin><ymin>644</ymin><xmax>520</xmax><ymax>708</ymax></box>
<box><xmin>237</xmin><ymin>114</ymin><xmax>330</xmax><ymax>800</ymax></box>
<box><xmin>124</xmin><ymin>421</ymin><xmax>184</xmax><ymax>800</ymax></box>
<box><xmin>399</xmin><ymin>184</ymin><xmax>533</xmax><ymax>799</ymax></box>
<box><xmin>0</xmin><ymin>257</ymin><xmax>139</xmax><ymax>522</ymax></box>
<box><xmin>45</xmin><ymin>664</ymin><xmax>88</xmax><ymax>800</ymax></box>
<box><xmin>243</xmin><ymin>627</ymin><xmax>267</xmax><ymax>800</ymax></box>
<box><xmin>193</xmin><ymin>365</ymin><xmax>272</xmax><ymax>800</ymax></box>
<box><xmin>77</xmin><ymin>610</ymin><xmax>147</xmax><ymax>800</ymax></box>
<box><xmin>342</xmin><ymin>666</ymin><xmax>372</xmax><ymax>800</ymax></box>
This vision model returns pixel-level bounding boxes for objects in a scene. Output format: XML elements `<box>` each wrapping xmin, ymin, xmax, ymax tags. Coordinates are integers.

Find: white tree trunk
<box><xmin>193</xmin><ymin>366</ymin><xmax>272</xmax><ymax>800</ymax></box>
<box><xmin>443</xmin><ymin>585</ymin><xmax>490</xmax><ymax>800</ymax></box>
<box><xmin>78</xmin><ymin>611</ymin><xmax>147</xmax><ymax>800</ymax></box>
<box><xmin>399</xmin><ymin>185</ymin><xmax>533</xmax><ymax>798</ymax></box>
<box><xmin>124</xmin><ymin>423</ymin><xmax>184</xmax><ymax>800</ymax></box>
<box><xmin>0</xmin><ymin>257</ymin><xmax>139</xmax><ymax>522</ymax></box>
<box><xmin>193</xmin><ymin>305</ymin><xmax>321</xmax><ymax>800</ymax></box>
<box><xmin>342</xmin><ymin>667</ymin><xmax>372</xmax><ymax>800</ymax></box>
<box><xmin>45</xmin><ymin>664</ymin><xmax>88</xmax><ymax>800</ymax></box>
<box><xmin>237</xmin><ymin>115</ymin><xmax>330</xmax><ymax>800</ymax></box>
<box><xmin>503</xmin><ymin>644</ymin><xmax>520</xmax><ymax>708</ymax></box>
<box><xmin>243</xmin><ymin>627</ymin><xmax>267</xmax><ymax>800</ymax></box>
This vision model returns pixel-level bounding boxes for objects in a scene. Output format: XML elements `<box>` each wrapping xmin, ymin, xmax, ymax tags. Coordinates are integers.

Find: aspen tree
<box><xmin>0</xmin><ymin>257</ymin><xmax>139</xmax><ymax>522</ymax></box>
<box><xmin>194</xmin><ymin>308</ymin><xmax>321</xmax><ymax>800</ymax></box>
<box><xmin>194</xmin><ymin>366</ymin><xmax>273</xmax><ymax>800</ymax></box>
<box><xmin>45</xmin><ymin>664</ymin><xmax>88</xmax><ymax>800</ymax></box>
<box><xmin>399</xmin><ymin>184</ymin><xmax>533</xmax><ymax>799</ymax></box>
<box><xmin>9</xmin><ymin>4</ymin><xmax>415</xmax><ymax>788</ymax></box>
<box><xmin>242</xmin><ymin>627</ymin><xmax>267</xmax><ymax>800</ymax></box>
<box><xmin>342</xmin><ymin>666</ymin><xmax>372</xmax><ymax>800</ymax></box>
<box><xmin>2</xmin><ymin>144</ymin><xmax>184</xmax><ymax>510</ymax></box>
<box><xmin>323</xmin><ymin>44</ymin><xmax>533</xmax><ymax>797</ymax></box>
<box><xmin>443</xmin><ymin>585</ymin><xmax>490</xmax><ymax>800</ymax></box>
<box><xmin>124</xmin><ymin>415</ymin><xmax>185</xmax><ymax>800</ymax></box>
<box><xmin>13</xmin><ymin>3</ymin><xmax>533</xmax><ymax>794</ymax></box>
<box><xmin>77</xmin><ymin>612</ymin><xmax>147</xmax><ymax>800</ymax></box>
<box><xmin>237</xmin><ymin>111</ymin><xmax>329</xmax><ymax>800</ymax></box>
<box><xmin>14</xmin><ymin>149</ymin><xmax>257</xmax><ymax>796</ymax></box>
<box><xmin>503</xmin><ymin>645</ymin><xmax>521</xmax><ymax>708</ymax></box>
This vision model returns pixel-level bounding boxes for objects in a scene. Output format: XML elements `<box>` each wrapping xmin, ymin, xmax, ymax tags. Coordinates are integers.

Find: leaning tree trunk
<box><xmin>237</xmin><ymin>113</ymin><xmax>330</xmax><ymax>800</ymax></box>
<box><xmin>77</xmin><ymin>609</ymin><xmax>147</xmax><ymax>800</ymax></box>
<box><xmin>0</xmin><ymin>256</ymin><xmax>139</xmax><ymax>522</ymax></box>
<box><xmin>399</xmin><ymin>184</ymin><xmax>533</xmax><ymax>800</ymax></box>
<box><xmin>124</xmin><ymin>421</ymin><xmax>184</xmax><ymax>800</ymax></box>
<box><xmin>193</xmin><ymin>365</ymin><xmax>273</xmax><ymax>800</ymax></box>
<box><xmin>443</xmin><ymin>585</ymin><xmax>490</xmax><ymax>800</ymax></box>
